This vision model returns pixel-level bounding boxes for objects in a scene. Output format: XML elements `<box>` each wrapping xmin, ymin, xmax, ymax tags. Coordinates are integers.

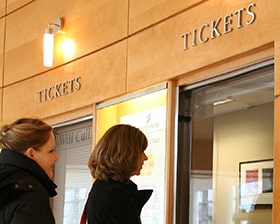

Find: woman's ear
<box><xmin>25</xmin><ymin>147</ymin><xmax>35</xmax><ymax>159</ymax></box>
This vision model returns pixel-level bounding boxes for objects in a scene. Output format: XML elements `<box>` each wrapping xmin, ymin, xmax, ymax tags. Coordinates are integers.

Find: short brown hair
<box><xmin>88</xmin><ymin>124</ymin><xmax>148</xmax><ymax>182</ymax></box>
<box><xmin>0</xmin><ymin>117</ymin><xmax>53</xmax><ymax>153</ymax></box>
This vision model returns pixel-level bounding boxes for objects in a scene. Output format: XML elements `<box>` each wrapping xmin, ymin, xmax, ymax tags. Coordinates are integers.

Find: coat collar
<box><xmin>123</xmin><ymin>180</ymin><xmax>153</xmax><ymax>211</ymax></box>
<box><xmin>0</xmin><ymin>149</ymin><xmax>57</xmax><ymax>197</ymax></box>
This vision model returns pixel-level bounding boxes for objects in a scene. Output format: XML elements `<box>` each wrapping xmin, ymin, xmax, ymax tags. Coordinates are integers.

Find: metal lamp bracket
<box><xmin>48</xmin><ymin>17</ymin><xmax>64</xmax><ymax>34</ymax></box>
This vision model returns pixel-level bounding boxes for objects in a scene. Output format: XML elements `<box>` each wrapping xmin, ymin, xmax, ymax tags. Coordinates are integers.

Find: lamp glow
<box><xmin>64</xmin><ymin>38</ymin><xmax>75</xmax><ymax>60</ymax></box>
<box><xmin>43</xmin><ymin>28</ymin><xmax>54</xmax><ymax>67</ymax></box>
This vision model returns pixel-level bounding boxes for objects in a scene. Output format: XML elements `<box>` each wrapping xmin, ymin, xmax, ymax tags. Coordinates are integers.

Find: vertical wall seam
<box><xmin>125</xmin><ymin>0</ymin><xmax>130</xmax><ymax>93</ymax></box>
<box><xmin>0</xmin><ymin>1</ymin><xmax>7</xmax><ymax>121</ymax></box>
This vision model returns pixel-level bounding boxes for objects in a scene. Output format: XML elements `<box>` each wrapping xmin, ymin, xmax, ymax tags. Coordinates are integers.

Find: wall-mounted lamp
<box><xmin>43</xmin><ymin>17</ymin><xmax>64</xmax><ymax>67</ymax></box>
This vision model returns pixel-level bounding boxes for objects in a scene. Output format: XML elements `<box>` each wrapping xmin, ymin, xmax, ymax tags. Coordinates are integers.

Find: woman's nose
<box><xmin>54</xmin><ymin>152</ymin><xmax>59</xmax><ymax>161</ymax></box>
<box><xmin>144</xmin><ymin>153</ymin><xmax>148</xmax><ymax>161</ymax></box>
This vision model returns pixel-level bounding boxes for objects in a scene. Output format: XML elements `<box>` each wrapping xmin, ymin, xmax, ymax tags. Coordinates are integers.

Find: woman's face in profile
<box><xmin>132</xmin><ymin>151</ymin><xmax>148</xmax><ymax>176</ymax></box>
<box><xmin>27</xmin><ymin>132</ymin><xmax>59</xmax><ymax>178</ymax></box>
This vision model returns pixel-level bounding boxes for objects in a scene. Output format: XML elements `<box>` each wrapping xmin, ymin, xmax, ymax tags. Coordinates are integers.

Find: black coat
<box><xmin>0</xmin><ymin>149</ymin><xmax>57</xmax><ymax>224</ymax></box>
<box><xmin>86</xmin><ymin>179</ymin><xmax>153</xmax><ymax>224</ymax></box>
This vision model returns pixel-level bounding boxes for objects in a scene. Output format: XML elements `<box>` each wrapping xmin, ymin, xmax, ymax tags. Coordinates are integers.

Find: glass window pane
<box><xmin>177</xmin><ymin>65</ymin><xmax>274</xmax><ymax>224</ymax></box>
<box><xmin>53</xmin><ymin>120</ymin><xmax>93</xmax><ymax>224</ymax></box>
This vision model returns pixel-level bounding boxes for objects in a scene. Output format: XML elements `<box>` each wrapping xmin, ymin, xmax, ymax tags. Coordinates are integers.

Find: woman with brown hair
<box><xmin>0</xmin><ymin>117</ymin><xmax>58</xmax><ymax>224</ymax></box>
<box><xmin>83</xmin><ymin>124</ymin><xmax>153</xmax><ymax>224</ymax></box>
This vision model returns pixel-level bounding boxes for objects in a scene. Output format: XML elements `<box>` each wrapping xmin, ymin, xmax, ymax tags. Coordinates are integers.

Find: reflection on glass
<box><xmin>177</xmin><ymin>65</ymin><xmax>274</xmax><ymax>224</ymax></box>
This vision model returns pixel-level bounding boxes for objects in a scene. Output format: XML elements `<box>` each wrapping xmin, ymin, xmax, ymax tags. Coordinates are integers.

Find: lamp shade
<box><xmin>43</xmin><ymin>29</ymin><xmax>54</xmax><ymax>67</ymax></box>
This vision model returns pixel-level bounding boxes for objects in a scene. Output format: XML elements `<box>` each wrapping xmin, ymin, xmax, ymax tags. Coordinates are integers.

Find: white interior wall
<box><xmin>213</xmin><ymin>102</ymin><xmax>274</xmax><ymax>223</ymax></box>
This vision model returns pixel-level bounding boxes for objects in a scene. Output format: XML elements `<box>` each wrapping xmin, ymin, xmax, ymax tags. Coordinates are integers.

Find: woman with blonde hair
<box><xmin>82</xmin><ymin>124</ymin><xmax>153</xmax><ymax>224</ymax></box>
<box><xmin>0</xmin><ymin>117</ymin><xmax>58</xmax><ymax>224</ymax></box>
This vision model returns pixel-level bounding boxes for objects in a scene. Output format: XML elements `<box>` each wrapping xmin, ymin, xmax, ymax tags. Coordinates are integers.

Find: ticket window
<box><xmin>53</xmin><ymin>118</ymin><xmax>93</xmax><ymax>224</ymax></box>
<box><xmin>176</xmin><ymin>64</ymin><xmax>274</xmax><ymax>224</ymax></box>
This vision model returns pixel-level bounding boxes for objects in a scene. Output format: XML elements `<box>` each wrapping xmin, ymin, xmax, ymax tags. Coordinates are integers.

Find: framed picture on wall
<box><xmin>239</xmin><ymin>159</ymin><xmax>273</xmax><ymax>211</ymax></box>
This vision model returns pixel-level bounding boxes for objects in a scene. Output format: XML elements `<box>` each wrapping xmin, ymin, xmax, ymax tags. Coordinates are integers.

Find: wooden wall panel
<box><xmin>5</xmin><ymin>1</ymin><xmax>42</xmax><ymax>86</ymax></box>
<box><xmin>275</xmin><ymin>39</ymin><xmax>280</xmax><ymax>97</ymax></box>
<box><xmin>129</xmin><ymin>0</ymin><xmax>204</xmax><ymax>34</ymax></box>
<box><xmin>4</xmin><ymin>0</ymin><xmax>128</xmax><ymax>86</ymax></box>
<box><xmin>0</xmin><ymin>0</ymin><xmax>5</xmax><ymax>17</ymax></box>
<box><xmin>127</xmin><ymin>0</ymin><xmax>278</xmax><ymax>92</ymax></box>
<box><xmin>0</xmin><ymin>88</ymin><xmax>2</xmax><ymax>122</ymax></box>
<box><xmin>176</xmin><ymin>44</ymin><xmax>274</xmax><ymax>87</ymax></box>
<box><xmin>273</xmin><ymin>98</ymin><xmax>280</xmax><ymax>224</ymax></box>
<box><xmin>0</xmin><ymin>18</ymin><xmax>3</xmax><ymax>87</ymax></box>
<box><xmin>2</xmin><ymin>40</ymin><xmax>127</xmax><ymax>122</ymax></box>
<box><xmin>6</xmin><ymin>0</ymin><xmax>32</xmax><ymax>13</ymax></box>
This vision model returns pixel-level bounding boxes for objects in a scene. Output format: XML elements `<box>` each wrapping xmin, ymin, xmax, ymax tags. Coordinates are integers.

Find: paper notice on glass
<box><xmin>121</xmin><ymin>105</ymin><xmax>166</xmax><ymax>224</ymax></box>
